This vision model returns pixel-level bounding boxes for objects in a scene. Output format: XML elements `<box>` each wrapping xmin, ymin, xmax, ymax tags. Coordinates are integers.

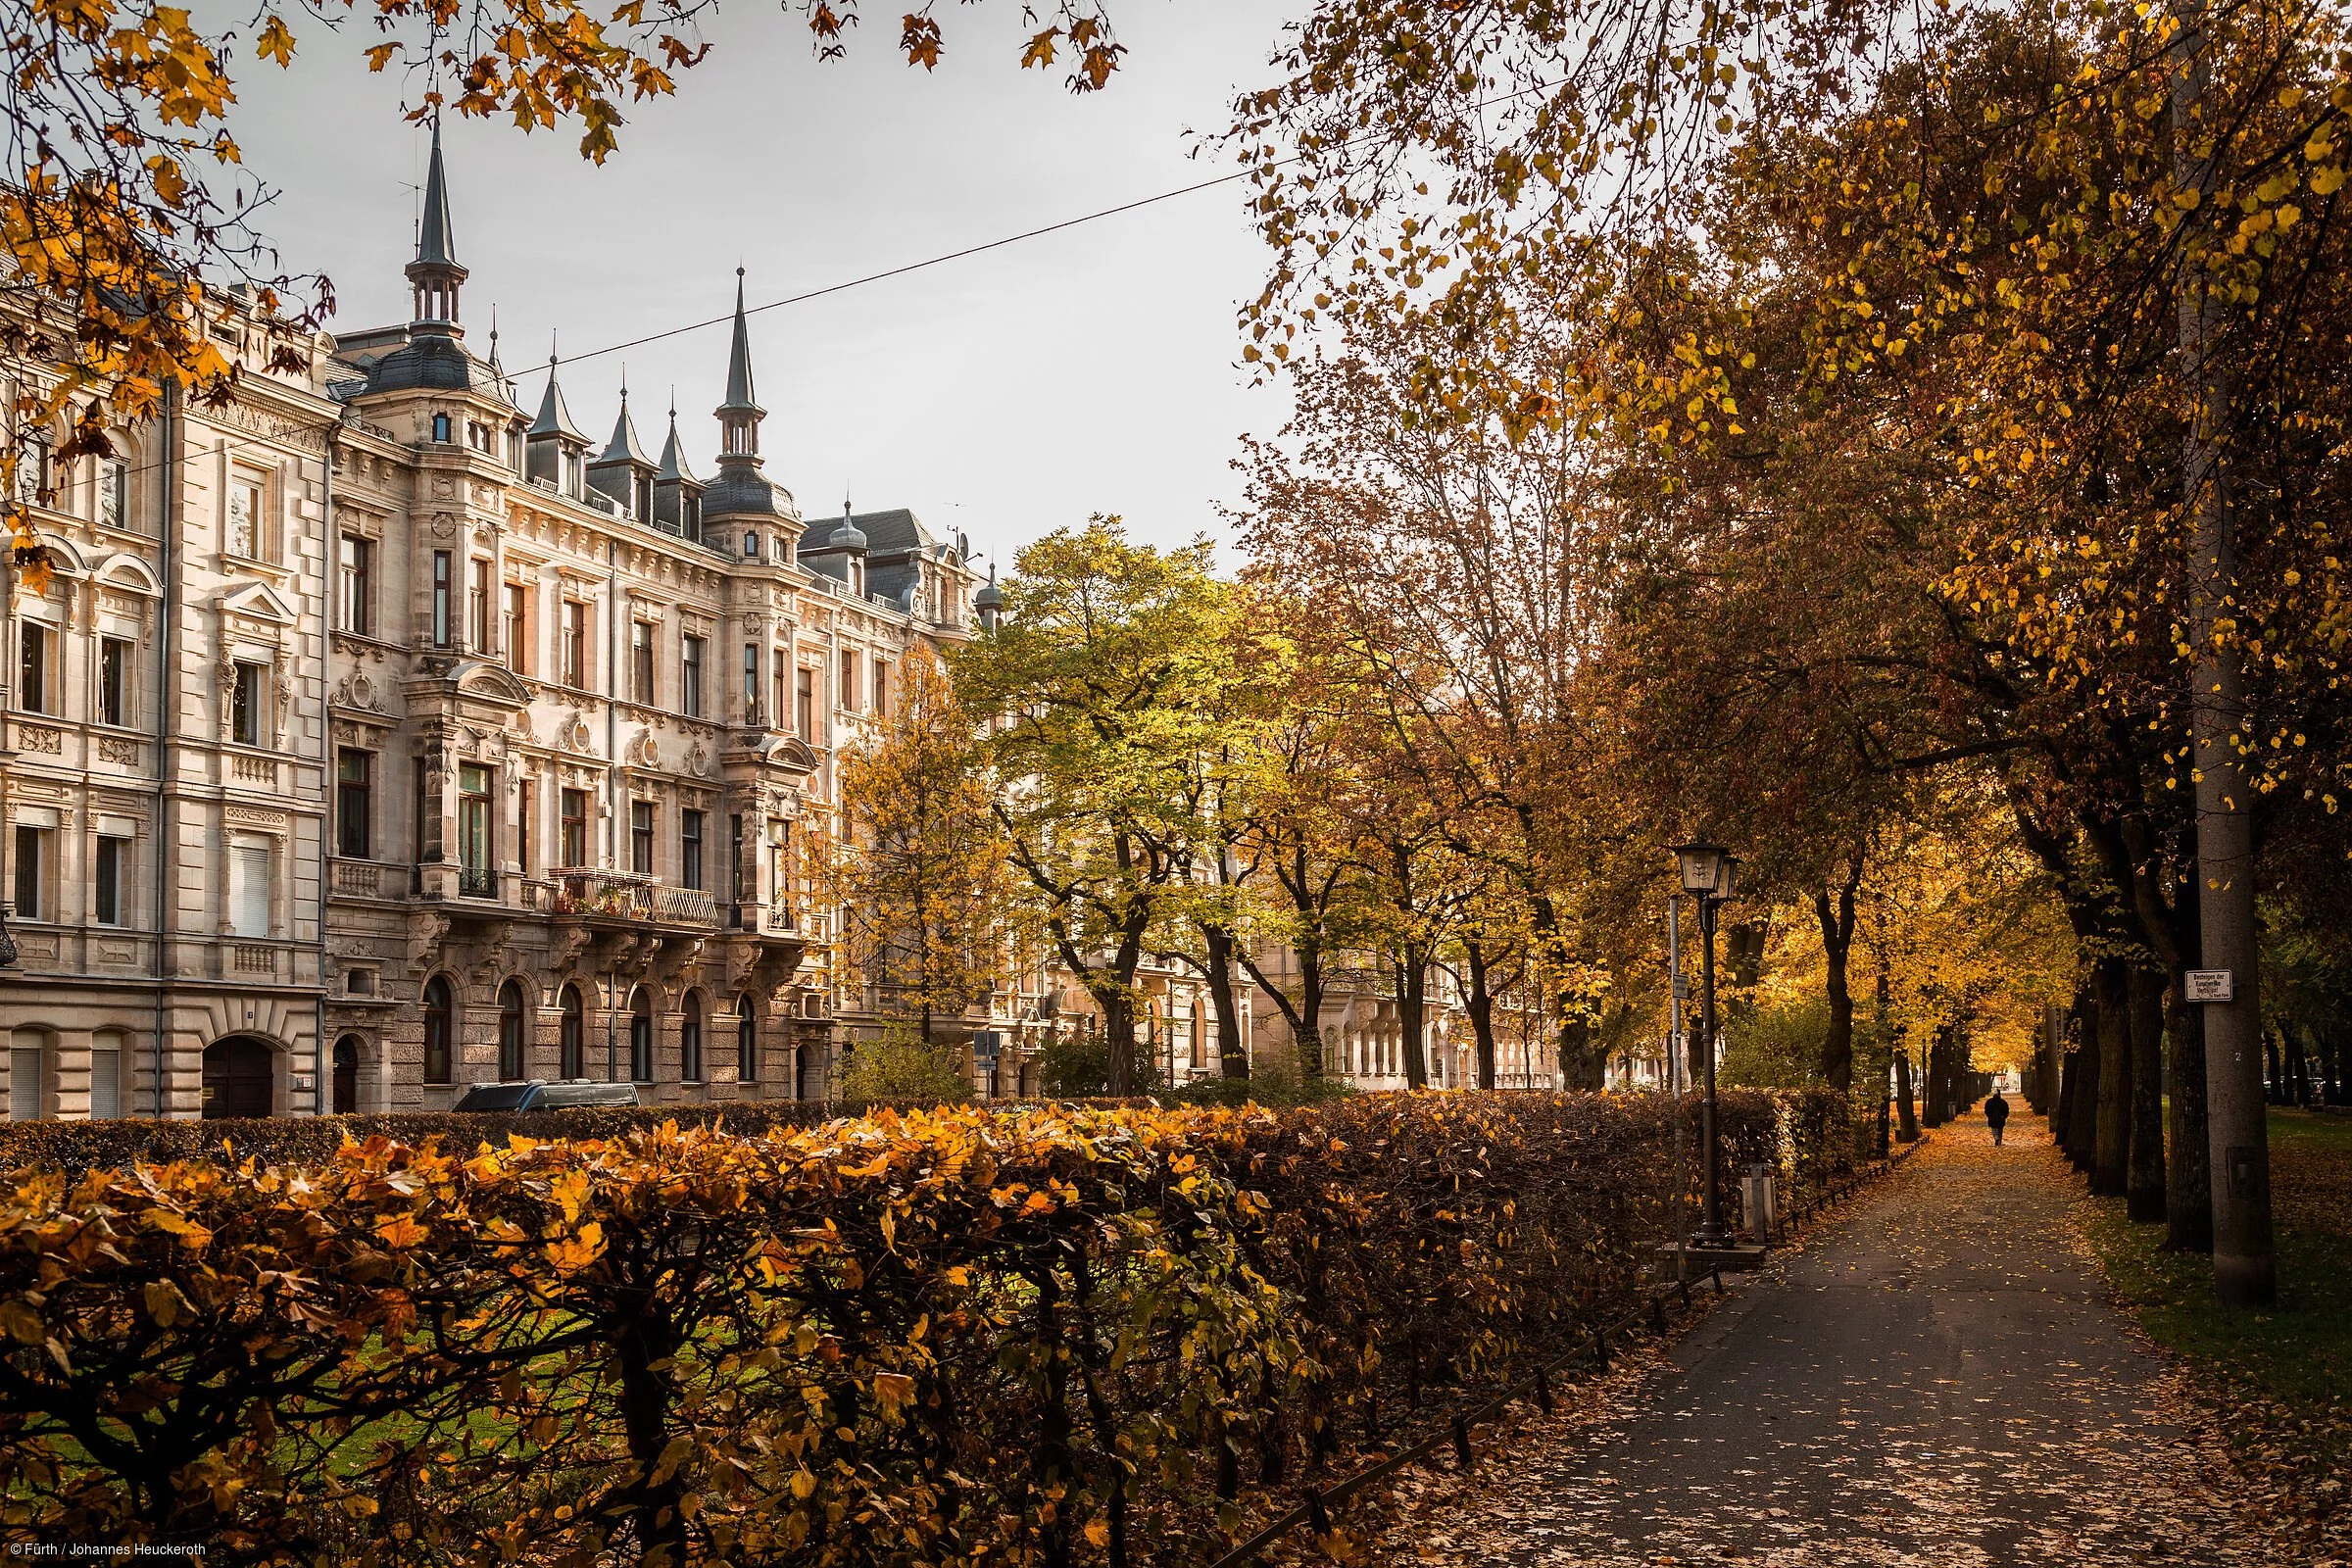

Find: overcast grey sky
<box><xmin>225</xmin><ymin>0</ymin><xmax>1289</xmax><ymax>570</ymax></box>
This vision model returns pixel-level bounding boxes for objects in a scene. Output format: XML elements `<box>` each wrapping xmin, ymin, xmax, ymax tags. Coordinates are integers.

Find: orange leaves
<box><xmin>374</xmin><ymin>1211</ymin><xmax>428</xmax><ymax>1249</ymax></box>
<box><xmin>253</xmin><ymin>14</ymin><xmax>295</xmax><ymax>65</ymax></box>
<box><xmin>899</xmin><ymin>12</ymin><xmax>941</xmax><ymax>71</ymax></box>
<box><xmin>1021</xmin><ymin>25</ymin><xmax>1058</xmax><ymax>69</ymax></box>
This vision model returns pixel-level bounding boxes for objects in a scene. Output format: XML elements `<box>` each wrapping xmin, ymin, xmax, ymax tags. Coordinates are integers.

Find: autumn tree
<box><xmin>822</xmin><ymin>644</ymin><xmax>1014</xmax><ymax>1057</ymax></box>
<box><xmin>953</xmin><ymin>518</ymin><xmax>1232</xmax><ymax>1098</ymax></box>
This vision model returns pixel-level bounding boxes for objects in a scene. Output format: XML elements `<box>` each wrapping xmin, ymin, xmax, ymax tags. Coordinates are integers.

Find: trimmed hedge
<box><xmin>0</xmin><ymin>1088</ymin><xmax>1847</xmax><ymax>1563</ymax></box>
<box><xmin>0</xmin><ymin>1098</ymin><xmax>1152</xmax><ymax>1177</ymax></box>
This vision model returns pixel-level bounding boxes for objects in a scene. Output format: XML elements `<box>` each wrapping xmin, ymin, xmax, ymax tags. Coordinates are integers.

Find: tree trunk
<box><xmin>1893</xmin><ymin>1048</ymin><xmax>1919</xmax><ymax>1142</ymax></box>
<box><xmin>2093</xmin><ymin>958</ymin><xmax>2133</xmax><ymax>1196</ymax></box>
<box><xmin>1466</xmin><ymin>940</ymin><xmax>1497</xmax><ymax>1091</ymax></box>
<box><xmin>2054</xmin><ymin>1048</ymin><xmax>2077</xmax><ymax>1154</ymax></box>
<box><xmin>2174</xmin><ymin>0</ymin><xmax>2273</xmax><ymax>1307</ymax></box>
<box><xmin>2068</xmin><ymin>995</ymin><xmax>2104</xmax><ymax>1175</ymax></box>
<box><xmin>2128</xmin><ymin>963</ymin><xmax>2169</xmax><ymax>1223</ymax></box>
<box><xmin>1397</xmin><ymin>950</ymin><xmax>1429</xmax><ymax>1089</ymax></box>
<box><xmin>1921</xmin><ymin>1026</ymin><xmax>1948</xmax><ymax>1128</ymax></box>
<box><xmin>1555</xmin><ymin>1007</ymin><xmax>1603</xmax><ymax>1092</ymax></box>
<box><xmin>1103</xmin><ymin>989</ymin><xmax>1137</xmax><ymax>1099</ymax></box>
<box><xmin>1815</xmin><ymin>864</ymin><xmax>1861</xmax><ymax>1096</ymax></box>
<box><xmin>1203</xmin><ymin>922</ymin><xmax>1249</xmax><ymax>1080</ymax></box>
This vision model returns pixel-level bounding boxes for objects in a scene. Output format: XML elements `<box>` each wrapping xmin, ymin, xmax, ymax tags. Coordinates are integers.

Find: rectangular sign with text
<box><xmin>2184</xmin><ymin>969</ymin><xmax>2234</xmax><ymax>1004</ymax></box>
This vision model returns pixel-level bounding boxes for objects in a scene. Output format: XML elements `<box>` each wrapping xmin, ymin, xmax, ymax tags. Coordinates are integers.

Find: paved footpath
<box><xmin>1392</xmin><ymin>1113</ymin><xmax>2276</xmax><ymax>1567</ymax></box>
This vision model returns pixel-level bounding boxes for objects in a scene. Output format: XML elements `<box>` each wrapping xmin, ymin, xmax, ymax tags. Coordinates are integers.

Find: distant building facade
<box><xmin>0</xmin><ymin>129</ymin><xmax>986</xmax><ymax>1118</ymax></box>
<box><xmin>0</xmin><ymin>132</ymin><xmax>1512</xmax><ymax>1120</ymax></box>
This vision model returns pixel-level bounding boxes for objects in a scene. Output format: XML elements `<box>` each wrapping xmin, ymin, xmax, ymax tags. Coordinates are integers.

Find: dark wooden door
<box><xmin>332</xmin><ymin>1037</ymin><xmax>359</xmax><ymax>1114</ymax></box>
<box><xmin>202</xmin><ymin>1037</ymin><xmax>273</xmax><ymax>1119</ymax></box>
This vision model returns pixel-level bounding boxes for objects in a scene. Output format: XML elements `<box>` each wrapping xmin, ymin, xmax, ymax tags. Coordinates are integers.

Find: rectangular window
<box><xmin>12</xmin><ymin>825</ymin><xmax>43</xmax><ymax>920</ymax></box>
<box><xmin>16</xmin><ymin>441</ymin><xmax>45</xmax><ymax>506</ymax></box>
<box><xmin>413</xmin><ymin>758</ymin><xmax>430</xmax><ymax>870</ymax></box>
<box><xmin>94</xmin><ymin>837</ymin><xmax>124</xmax><ymax>926</ymax></box>
<box><xmin>505</xmin><ymin>429</ymin><xmax>524</xmax><ymax>470</ymax></box>
<box><xmin>840</xmin><ymin>649</ymin><xmax>858</xmax><ymax>712</ymax></box>
<box><xmin>681</xmin><ymin>809</ymin><xmax>705</xmax><ymax>891</ymax></box>
<box><xmin>339</xmin><ymin>535</ymin><xmax>372</xmax><ymax>634</ymax></box>
<box><xmin>99</xmin><ymin>637</ymin><xmax>129</xmax><ymax>726</ymax></box>
<box><xmin>228</xmin><ymin>839</ymin><xmax>270</xmax><ymax>938</ymax></box>
<box><xmin>230</xmin><ymin>662</ymin><xmax>265</xmax><ymax>747</ymax></box>
<box><xmin>9</xmin><ymin>1045</ymin><xmax>41</xmax><ymax>1121</ymax></box>
<box><xmin>742</xmin><ymin>643</ymin><xmax>759</xmax><ymax>718</ymax></box>
<box><xmin>97</xmin><ymin>458</ymin><xmax>125</xmax><ymax>530</ymax></box>
<box><xmin>336</xmin><ymin>749</ymin><xmax>371</xmax><ymax>858</ymax></box>
<box><xmin>560</xmin><ymin>788</ymin><xmax>589</xmax><ymax>868</ymax></box>
<box><xmin>468</xmin><ymin>559</ymin><xmax>493</xmax><ymax>653</ymax></box>
<box><xmin>681</xmin><ymin>635</ymin><xmax>705</xmax><ymax>718</ymax></box>
<box><xmin>873</xmin><ymin>659</ymin><xmax>889</xmax><ymax>720</ymax></box>
<box><xmin>431</xmin><ymin>551</ymin><xmax>453</xmax><ymax>648</ymax></box>
<box><xmin>796</xmin><ymin>667</ymin><xmax>814</xmax><ymax>739</ymax></box>
<box><xmin>516</xmin><ymin>780</ymin><xmax>533</xmax><ymax>876</ymax></box>
<box><xmin>17</xmin><ymin>623</ymin><xmax>46</xmax><ymax>714</ymax></box>
<box><xmin>89</xmin><ymin>1042</ymin><xmax>122</xmax><ymax>1119</ymax></box>
<box><xmin>630</xmin><ymin>802</ymin><xmax>655</xmax><ymax>876</ymax></box>
<box><xmin>630</xmin><ymin>621</ymin><xmax>655</xmax><ymax>706</ymax></box>
<box><xmin>730</xmin><ymin>813</ymin><xmax>746</xmax><ymax>904</ymax></box>
<box><xmin>467</xmin><ymin>419</ymin><xmax>493</xmax><ymax>453</ymax></box>
<box><xmin>773</xmin><ymin>663</ymin><xmax>787</xmax><ymax>732</ymax></box>
<box><xmin>505</xmin><ymin>583</ymin><xmax>530</xmax><ymax>675</ymax></box>
<box><xmin>458</xmin><ymin>763</ymin><xmax>494</xmax><ymax>897</ymax></box>
<box><xmin>226</xmin><ymin>474</ymin><xmax>264</xmax><ymax>559</ymax></box>
<box><xmin>562</xmin><ymin>600</ymin><xmax>587</xmax><ymax>687</ymax></box>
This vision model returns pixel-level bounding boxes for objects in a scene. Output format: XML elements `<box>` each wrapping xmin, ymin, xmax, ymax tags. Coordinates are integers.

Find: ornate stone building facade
<box><xmin>0</xmin><ymin>130</ymin><xmax>989</xmax><ymax>1118</ymax></box>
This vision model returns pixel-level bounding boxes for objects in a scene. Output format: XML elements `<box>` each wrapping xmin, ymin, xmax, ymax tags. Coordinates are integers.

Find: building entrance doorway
<box><xmin>202</xmin><ymin>1036</ymin><xmax>274</xmax><ymax>1119</ymax></box>
<box><xmin>332</xmin><ymin>1036</ymin><xmax>362</xmax><ymax>1114</ymax></box>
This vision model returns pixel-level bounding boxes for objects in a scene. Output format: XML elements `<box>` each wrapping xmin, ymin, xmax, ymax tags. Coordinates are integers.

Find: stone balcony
<box><xmin>549</xmin><ymin>868</ymin><xmax>717</xmax><ymax>929</ymax></box>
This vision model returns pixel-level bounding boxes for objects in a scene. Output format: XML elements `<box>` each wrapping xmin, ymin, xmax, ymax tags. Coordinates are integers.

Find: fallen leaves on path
<box><xmin>1322</xmin><ymin>1119</ymin><xmax>2282</xmax><ymax>1567</ymax></box>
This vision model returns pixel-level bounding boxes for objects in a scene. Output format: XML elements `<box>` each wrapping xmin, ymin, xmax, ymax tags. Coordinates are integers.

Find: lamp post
<box><xmin>1673</xmin><ymin>838</ymin><xmax>1740</xmax><ymax>1250</ymax></box>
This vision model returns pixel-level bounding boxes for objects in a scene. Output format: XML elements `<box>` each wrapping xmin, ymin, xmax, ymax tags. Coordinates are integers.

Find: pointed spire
<box><xmin>713</xmin><ymin>268</ymin><xmax>767</xmax><ymax>466</ymax></box>
<box><xmin>405</xmin><ymin>118</ymin><xmax>467</xmax><ymax>328</ymax></box>
<box><xmin>416</xmin><ymin>120</ymin><xmax>458</xmax><ymax>268</ymax></box>
<box><xmin>721</xmin><ymin>268</ymin><xmax>760</xmax><ymax>415</ymax></box>
<box><xmin>598</xmin><ymin>380</ymin><xmax>653</xmax><ymax>467</ymax></box>
<box><xmin>531</xmin><ymin>351</ymin><xmax>586</xmax><ymax>442</ymax></box>
<box><xmin>656</xmin><ymin>389</ymin><xmax>699</xmax><ymax>485</ymax></box>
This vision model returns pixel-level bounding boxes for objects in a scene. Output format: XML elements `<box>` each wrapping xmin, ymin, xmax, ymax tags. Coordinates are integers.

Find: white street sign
<box><xmin>2184</xmin><ymin>969</ymin><xmax>2234</xmax><ymax>1004</ymax></box>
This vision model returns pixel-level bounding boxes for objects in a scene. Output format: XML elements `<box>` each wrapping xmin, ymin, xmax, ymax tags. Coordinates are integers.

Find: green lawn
<box><xmin>2079</xmin><ymin>1107</ymin><xmax>2352</xmax><ymax>1537</ymax></box>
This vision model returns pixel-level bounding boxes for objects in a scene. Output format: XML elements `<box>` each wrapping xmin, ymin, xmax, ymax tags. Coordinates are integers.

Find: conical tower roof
<box><xmin>718</xmin><ymin>270</ymin><xmax>761</xmax><ymax>416</ymax></box>
<box><xmin>598</xmin><ymin>386</ymin><xmax>653</xmax><ymax>468</ymax></box>
<box><xmin>531</xmin><ymin>358</ymin><xmax>587</xmax><ymax>442</ymax></box>
<box><xmin>657</xmin><ymin>397</ymin><xmax>700</xmax><ymax>486</ymax></box>
<box><xmin>415</xmin><ymin>122</ymin><xmax>460</xmax><ymax>270</ymax></box>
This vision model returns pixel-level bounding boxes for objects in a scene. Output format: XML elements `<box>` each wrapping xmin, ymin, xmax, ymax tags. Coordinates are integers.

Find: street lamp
<box><xmin>1671</xmin><ymin>838</ymin><xmax>1740</xmax><ymax>1250</ymax></box>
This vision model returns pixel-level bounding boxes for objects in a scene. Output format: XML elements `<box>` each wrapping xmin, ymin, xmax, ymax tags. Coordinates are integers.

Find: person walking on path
<box><xmin>1985</xmin><ymin>1089</ymin><xmax>2011</xmax><ymax>1146</ymax></box>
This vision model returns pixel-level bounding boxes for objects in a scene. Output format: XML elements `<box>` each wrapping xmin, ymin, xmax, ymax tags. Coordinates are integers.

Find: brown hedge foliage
<box><xmin>0</xmin><ymin>1089</ymin><xmax>1847</xmax><ymax>1565</ymax></box>
<box><xmin>0</xmin><ymin>1099</ymin><xmax>1152</xmax><ymax>1177</ymax></box>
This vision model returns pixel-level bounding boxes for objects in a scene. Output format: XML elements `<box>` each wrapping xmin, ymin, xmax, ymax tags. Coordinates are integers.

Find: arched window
<box><xmin>736</xmin><ymin>994</ymin><xmax>758</xmax><ymax>1084</ymax></box>
<box><xmin>498</xmin><ymin>980</ymin><xmax>527</xmax><ymax>1081</ymax></box>
<box><xmin>559</xmin><ymin>984</ymin><xmax>584</xmax><ymax>1079</ymax></box>
<box><xmin>423</xmin><ymin>976</ymin><xmax>454</xmax><ymax>1085</ymax></box>
<box><xmin>680</xmin><ymin>992</ymin><xmax>703</xmax><ymax>1084</ymax></box>
<box><xmin>629</xmin><ymin>988</ymin><xmax>654</xmax><ymax>1084</ymax></box>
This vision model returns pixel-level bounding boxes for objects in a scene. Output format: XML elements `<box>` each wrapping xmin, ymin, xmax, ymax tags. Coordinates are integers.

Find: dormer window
<box><xmin>563</xmin><ymin>451</ymin><xmax>582</xmax><ymax>498</ymax></box>
<box><xmin>505</xmin><ymin>429</ymin><xmax>523</xmax><ymax>469</ymax></box>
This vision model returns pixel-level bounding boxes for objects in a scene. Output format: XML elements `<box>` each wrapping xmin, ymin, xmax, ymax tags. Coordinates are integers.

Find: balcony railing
<box><xmin>458</xmin><ymin>863</ymin><xmax>498</xmax><ymax>899</ymax></box>
<box><xmin>550</xmin><ymin>868</ymin><xmax>716</xmax><ymax>928</ymax></box>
